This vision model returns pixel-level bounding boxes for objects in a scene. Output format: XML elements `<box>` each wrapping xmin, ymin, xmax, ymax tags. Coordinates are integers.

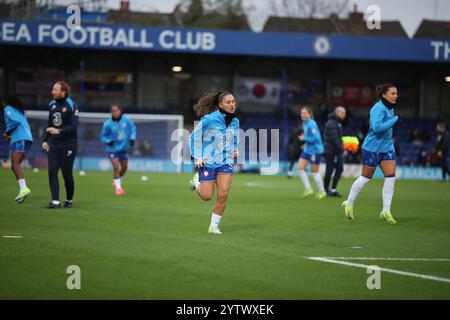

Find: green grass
<box><xmin>0</xmin><ymin>168</ymin><xmax>450</xmax><ymax>299</ymax></box>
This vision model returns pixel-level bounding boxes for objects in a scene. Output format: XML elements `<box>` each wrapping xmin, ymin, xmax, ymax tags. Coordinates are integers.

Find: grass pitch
<box><xmin>0</xmin><ymin>169</ymin><xmax>449</xmax><ymax>299</ymax></box>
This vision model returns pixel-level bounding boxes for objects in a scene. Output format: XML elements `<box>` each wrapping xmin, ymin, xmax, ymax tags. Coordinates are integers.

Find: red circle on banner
<box><xmin>252</xmin><ymin>84</ymin><xmax>266</xmax><ymax>98</ymax></box>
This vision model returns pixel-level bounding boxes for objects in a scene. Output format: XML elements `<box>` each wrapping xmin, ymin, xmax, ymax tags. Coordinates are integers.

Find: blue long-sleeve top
<box><xmin>302</xmin><ymin>118</ymin><xmax>324</xmax><ymax>154</ymax></box>
<box><xmin>362</xmin><ymin>99</ymin><xmax>398</xmax><ymax>153</ymax></box>
<box><xmin>100</xmin><ymin>114</ymin><xmax>136</xmax><ymax>152</ymax></box>
<box><xmin>3</xmin><ymin>105</ymin><xmax>33</xmax><ymax>144</ymax></box>
<box><xmin>190</xmin><ymin>109</ymin><xmax>240</xmax><ymax>168</ymax></box>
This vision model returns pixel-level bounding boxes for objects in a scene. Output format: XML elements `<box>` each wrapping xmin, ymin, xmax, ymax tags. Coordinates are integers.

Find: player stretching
<box><xmin>188</xmin><ymin>91</ymin><xmax>239</xmax><ymax>234</ymax></box>
<box><xmin>1</xmin><ymin>95</ymin><xmax>33</xmax><ymax>203</ymax></box>
<box><xmin>42</xmin><ymin>81</ymin><xmax>79</xmax><ymax>209</ymax></box>
<box><xmin>298</xmin><ymin>107</ymin><xmax>326</xmax><ymax>199</ymax></box>
<box><xmin>100</xmin><ymin>104</ymin><xmax>136</xmax><ymax>195</ymax></box>
<box><xmin>342</xmin><ymin>83</ymin><xmax>399</xmax><ymax>224</ymax></box>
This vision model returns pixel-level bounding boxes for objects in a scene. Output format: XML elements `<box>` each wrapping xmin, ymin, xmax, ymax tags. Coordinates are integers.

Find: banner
<box><xmin>235</xmin><ymin>78</ymin><xmax>327</xmax><ymax>106</ymax></box>
<box><xmin>331</xmin><ymin>84</ymin><xmax>375</xmax><ymax>106</ymax></box>
<box><xmin>1</xmin><ymin>20</ymin><xmax>449</xmax><ymax>63</ymax></box>
<box><xmin>235</xmin><ymin>78</ymin><xmax>280</xmax><ymax>105</ymax></box>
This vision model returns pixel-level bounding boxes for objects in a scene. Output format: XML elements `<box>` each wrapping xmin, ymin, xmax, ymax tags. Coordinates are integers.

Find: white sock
<box><xmin>347</xmin><ymin>176</ymin><xmax>371</xmax><ymax>206</ymax></box>
<box><xmin>114</xmin><ymin>178</ymin><xmax>122</xmax><ymax>190</ymax></box>
<box><xmin>18</xmin><ymin>179</ymin><xmax>27</xmax><ymax>191</ymax></box>
<box><xmin>52</xmin><ymin>200</ymin><xmax>60</xmax><ymax>205</ymax></box>
<box><xmin>382</xmin><ymin>177</ymin><xmax>396</xmax><ymax>212</ymax></box>
<box><xmin>210</xmin><ymin>212</ymin><xmax>222</xmax><ymax>227</ymax></box>
<box><xmin>331</xmin><ymin>188</ymin><xmax>336</xmax><ymax>192</ymax></box>
<box><xmin>299</xmin><ymin>170</ymin><xmax>311</xmax><ymax>190</ymax></box>
<box><xmin>195</xmin><ymin>181</ymin><xmax>200</xmax><ymax>190</ymax></box>
<box><xmin>312</xmin><ymin>172</ymin><xmax>325</xmax><ymax>193</ymax></box>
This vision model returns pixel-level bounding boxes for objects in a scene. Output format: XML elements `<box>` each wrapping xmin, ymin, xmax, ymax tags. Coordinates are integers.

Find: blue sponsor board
<box><xmin>384</xmin><ymin>166</ymin><xmax>443</xmax><ymax>180</ymax></box>
<box><xmin>75</xmin><ymin>157</ymin><xmax>179</xmax><ymax>172</ymax></box>
<box><xmin>246</xmin><ymin>162</ymin><xmax>445</xmax><ymax>180</ymax></box>
<box><xmin>1</xmin><ymin>19</ymin><xmax>449</xmax><ymax>63</ymax></box>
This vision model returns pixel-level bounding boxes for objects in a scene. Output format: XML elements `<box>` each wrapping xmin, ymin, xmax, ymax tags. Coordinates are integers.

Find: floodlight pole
<box><xmin>79</xmin><ymin>60</ymin><xmax>85</xmax><ymax>171</ymax></box>
<box><xmin>79</xmin><ymin>60</ymin><xmax>85</xmax><ymax>112</ymax></box>
<box><xmin>281</xmin><ymin>69</ymin><xmax>289</xmax><ymax>171</ymax></box>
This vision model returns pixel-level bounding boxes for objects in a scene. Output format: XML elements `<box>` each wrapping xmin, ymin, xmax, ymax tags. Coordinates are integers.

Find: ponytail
<box><xmin>193</xmin><ymin>91</ymin><xmax>233</xmax><ymax>117</ymax></box>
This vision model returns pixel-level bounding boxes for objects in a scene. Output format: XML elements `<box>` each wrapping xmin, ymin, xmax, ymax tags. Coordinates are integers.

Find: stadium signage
<box><xmin>0</xmin><ymin>19</ymin><xmax>448</xmax><ymax>63</ymax></box>
<box><xmin>0</xmin><ymin>21</ymin><xmax>216</xmax><ymax>52</ymax></box>
<box><xmin>430</xmin><ymin>41</ymin><xmax>450</xmax><ymax>60</ymax></box>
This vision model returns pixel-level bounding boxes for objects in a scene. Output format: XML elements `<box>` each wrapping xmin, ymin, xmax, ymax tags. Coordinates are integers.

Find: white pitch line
<box><xmin>306</xmin><ymin>257</ymin><xmax>450</xmax><ymax>284</ymax></box>
<box><xmin>316</xmin><ymin>257</ymin><xmax>450</xmax><ymax>262</ymax></box>
<box><xmin>2</xmin><ymin>235</ymin><xmax>23</xmax><ymax>239</ymax></box>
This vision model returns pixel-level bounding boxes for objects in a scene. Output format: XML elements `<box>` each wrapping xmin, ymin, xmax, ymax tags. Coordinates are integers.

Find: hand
<box><xmin>194</xmin><ymin>158</ymin><xmax>205</xmax><ymax>168</ymax></box>
<box><xmin>46</xmin><ymin>127</ymin><xmax>60</xmax><ymax>135</ymax></box>
<box><xmin>438</xmin><ymin>150</ymin><xmax>442</xmax><ymax>157</ymax></box>
<box><xmin>130</xmin><ymin>139</ymin><xmax>135</xmax><ymax>147</ymax></box>
<box><xmin>42</xmin><ymin>142</ymin><xmax>49</xmax><ymax>152</ymax></box>
<box><xmin>107</xmin><ymin>141</ymin><xmax>115</xmax><ymax>146</ymax></box>
<box><xmin>343</xmin><ymin>150</ymin><xmax>348</xmax><ymax>157</ymax></box>
<box><xmin>299</xmin><ymin>134</ymin><xmax>305</xmax><ymax>141</ymax></box>
<box><xmin>233</xmin><ymin>150</ymin><xmax>239</xmax><ymax>158</ymax></box>
<box><xmin>3</xmin><ymin>133</ymin><xmax>10</xmax><ymax>142</ymax></box>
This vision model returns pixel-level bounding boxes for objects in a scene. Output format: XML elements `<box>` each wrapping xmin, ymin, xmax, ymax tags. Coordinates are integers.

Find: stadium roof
<box><xmin>414</xmin><ymin>20</ymin><xmax>450</xmax><ymax>39</ymax></box>
<box><xmin>107</xmin><ymin>10</ymin><xmax>181</xmax><ymax>28</ymax></box>
<box><xmin>263</xmin><ymin>7</ymin><xmax>408</xmax><ymax>38</ymax></box>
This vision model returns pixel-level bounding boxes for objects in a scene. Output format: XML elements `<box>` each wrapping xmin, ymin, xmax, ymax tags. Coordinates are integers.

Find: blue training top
<box><xmin>190</xmin><ymin>109</ymin><xmax>240</xmax><ymax>169</ymax></box>
<box><xmin>302</xmin><ymin>118</ymin><xmax>324</xmax><ymax>154</ymax></box>
<box><xmin>100</xmin><ymin>114</ymin><xmax>137</xmax><ymax>153</ymax></box>
<box><xmin>3</xmin><ymin>105</ymin><xmax>33</xmax><ymax>144</ymax></box>
<box><xmin>362</xmin><ymin>99</ymin><xmax>398</xmax><ymax>153</ymax></box>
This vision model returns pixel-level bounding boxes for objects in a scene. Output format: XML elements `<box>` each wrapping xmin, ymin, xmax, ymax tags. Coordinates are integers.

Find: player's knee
<box><xmin>217</xmin><ymin>189</ymin><xmax>229</xmax><ymax>201</ymax></box>
<box><xmin>62</xmin><ymin>172</ymin><xmax>73</xmax><ymax>181</ymax></box>
<box><xmin>10</xmin><ymin>162</ymin><xmax>19</xmax><ymax>171</ymax></box>
<box><xmin>201</xmin><ymin>192</ymin><xmax>213</xmax><ymax>201</ymax></box>
<box><xmin>48</xmin><ymin>166</ymin><xmax>58</xmax><ymax>176</ymax></box>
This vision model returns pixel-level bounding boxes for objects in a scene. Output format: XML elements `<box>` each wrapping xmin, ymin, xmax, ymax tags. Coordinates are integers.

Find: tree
<box><xmin>270</xmin><ymin>0</ymin><xmax>350</xmax><ymax>19</ymax></box>
<box><xmin>180</xmin><ymin>0</ymin><xmax>249</xmax><ymax>30</ymax></box>
<box><xmin>181</xmin><ymin>0</ymin><xmax>203</xmax><ymax>27</ymax></box>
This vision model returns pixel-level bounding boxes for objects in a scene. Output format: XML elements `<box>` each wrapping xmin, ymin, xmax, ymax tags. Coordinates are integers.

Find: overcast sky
<box><xmin>58</xmin><ymin>0</ymin><xmax>450</xmax><ymax>37</ymax></box>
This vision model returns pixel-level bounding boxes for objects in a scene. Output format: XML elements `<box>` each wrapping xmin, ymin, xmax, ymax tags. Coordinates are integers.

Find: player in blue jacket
<box><xmin>100</xmin><ymin>104</ymin><xmax>136</xmax><ymax>196</ymax></box>
<box><xmin>1</xmin><ymin>95</ymin><xmax>33</xmax><ymax>203</ymax></box>
<box><xmin>342</xmin><ymin>83</ymin><xmax>399</xmax><ymax>224</ymax></box>
<box><xmin>188</xmin><ymin>91</ymin><xmax>240</xmax><ymax>234</ymax></box>
<box><xmin>298</xmin><ymin>107</ymin><xmax>326</xmax><ymax>199</ymax></box>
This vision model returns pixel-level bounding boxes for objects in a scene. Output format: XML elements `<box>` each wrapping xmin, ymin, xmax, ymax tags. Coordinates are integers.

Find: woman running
<box><xmin>342</xmin><ymin>83</ymin><xmax>399</xmax><ymax>224</ymax></box>
<box><xmin>298</xmin><ymin>106</ymin><xmax>326</xmax><ymax>199</ymax></box>
<box><xmin>100</xmin><ymin>103</ymin><xmax>136</xmax><ymax>196</ymax></box>
<box><xmin>1</xmin><ymin>95</ymin><xmax>33</xmax><ymax>203</ymax></box>
<box><xmin>188</xmin><ymin>91</ymin><xmax>240</xmax><ymax>234</ymax></box>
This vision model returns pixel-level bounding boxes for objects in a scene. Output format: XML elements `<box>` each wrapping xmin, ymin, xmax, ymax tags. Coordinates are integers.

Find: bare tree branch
<box><xmin>270</xmin><ymin>0</ymin><xmax>350</xmax><ymax>19</ymax></box>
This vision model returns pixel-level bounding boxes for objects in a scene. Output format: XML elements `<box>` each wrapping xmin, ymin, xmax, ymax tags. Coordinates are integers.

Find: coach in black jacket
<box><xmin>42</xmin><ymin>81</ymin><xmax>79</xmax><ymax>208</ymax></box>
<box><xmin>435</xmin><ymin>121</ymin><xmax>450</xmax><ymax>182</ymax></box>
<box><xmin>323</xmin><ymin>106</ymin><xmax>346</xmax><ymax>197</ymax></box>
